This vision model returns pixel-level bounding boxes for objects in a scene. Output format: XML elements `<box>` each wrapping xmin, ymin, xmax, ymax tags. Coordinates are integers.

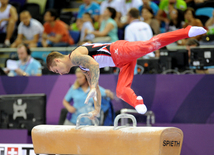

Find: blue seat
<box><xmin>31</xmin><ymin>51</ymin><xmax>51</xmax><ymax>63</ymax></box>
<box><xmin>69</xmin><ymin>30</ymin><xmax>80</xmax><ymax>44</ymax></box>
<box><xmin>195</xmin><ymin>7</ymin><xmax>214</xmax><ymax>18</ymax></box>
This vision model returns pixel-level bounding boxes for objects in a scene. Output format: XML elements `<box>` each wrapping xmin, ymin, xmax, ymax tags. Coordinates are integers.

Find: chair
<box><xmin>31</xmin><ymin>51</ymin><xmax>51</xmax><ymax>62</ymax></box>
<box><xmin>9</xmin><ymin>2</ymin><xmax>21</xmax><ymax>14</ymax></box>
<box><xmin>27</xmin><ymin>0</ymin><xmax>47</xmax><ymax>14</ymax></box>
<box><xmin>195</xmin><ymin>15</ymin><xmax>210</xmax><ymax>26</ymax></box>
<box><xmin>69</xmin><ymin>30</ymin><xmax>80</xmax><ymax>44</ymax></box>
<box><xmin>60</xmin><ymin>11</ymin><xmax>73</xmax><ymax>25</ymax></box>
<box><xmin>9</xmin><ymin>0</ymin><xmax>26</xmax><ymax>6</ymax></box>
<box><xmin>195</xmin><ymin>7</ymin><xmax>214</xmax><ymax>18</ymax></box>
<box><xmin>34</xmin><ymin>57</ymin><xmax>45</xmax><ymax>67</ymax></box>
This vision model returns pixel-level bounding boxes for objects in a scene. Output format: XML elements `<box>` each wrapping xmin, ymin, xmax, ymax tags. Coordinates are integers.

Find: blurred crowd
<box><xmin>1</xmin><ymin>0</ymin><xmax>214</xmax><ymax>48</ymax></box>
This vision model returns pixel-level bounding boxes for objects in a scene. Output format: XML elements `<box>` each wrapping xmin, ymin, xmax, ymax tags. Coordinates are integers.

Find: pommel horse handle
<box><xmin>114</xmin><ymin>114</ymin><xmax>137</xmax><ymax>130</ymax></box>
<box><xmin>76</xmin><ymin>113</ymin><xmax>99</xmax><ymax>129</ymax></box>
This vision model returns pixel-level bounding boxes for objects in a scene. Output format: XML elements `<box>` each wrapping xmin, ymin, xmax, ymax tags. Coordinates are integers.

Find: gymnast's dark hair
<box><xmin>106</xmin><ymin>7</ymin><xmax>116</xmax><ymax>19</ymax></box>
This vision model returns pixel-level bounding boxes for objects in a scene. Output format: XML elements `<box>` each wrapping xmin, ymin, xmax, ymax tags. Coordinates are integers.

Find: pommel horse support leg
<box><xmin>32</xmin><ymin>114</ymin><xmax>183</xmax><ymax>155</ymax></box>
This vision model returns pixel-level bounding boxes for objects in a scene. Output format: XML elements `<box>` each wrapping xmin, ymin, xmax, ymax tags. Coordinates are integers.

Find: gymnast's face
<box><xmin>50</xmin><ymin>59</ymin><xmax>70</xmax><ymax>75</ymax></box>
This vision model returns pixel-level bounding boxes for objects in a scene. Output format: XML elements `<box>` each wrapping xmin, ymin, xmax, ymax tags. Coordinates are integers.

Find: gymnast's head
<box><xmin>46</xmin><ymin>51</ymin><xmax>71</xmax><ymax>75</ymax></box>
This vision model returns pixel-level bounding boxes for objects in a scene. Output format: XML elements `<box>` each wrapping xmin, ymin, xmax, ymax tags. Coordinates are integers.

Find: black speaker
<box><xmin>0</xmin><ymin>94</ymin><xmax>46</xmax><ymax>134</ymax></box>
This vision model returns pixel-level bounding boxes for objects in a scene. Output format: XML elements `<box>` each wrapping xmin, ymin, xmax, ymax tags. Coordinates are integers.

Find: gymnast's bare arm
<box><xmin>71</xmin><ymin>47</ymin><xmax>100</xmax><ymax>88</ymax></box>
<box><xmin>70</xmin><ymin>47</ymin><xmax>101</xmax><ymax>118</ymax></box>
<box><xmin>83</xmin><ymin>71</ymin><xmax>101</xmax><ymax>119</ymax></box>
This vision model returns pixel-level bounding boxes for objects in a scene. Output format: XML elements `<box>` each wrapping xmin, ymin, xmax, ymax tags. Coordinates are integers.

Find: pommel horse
<box><xmin>32</xmin><ymin>113</ymin><xmax>183</xmax><ymax>155</ymax></box>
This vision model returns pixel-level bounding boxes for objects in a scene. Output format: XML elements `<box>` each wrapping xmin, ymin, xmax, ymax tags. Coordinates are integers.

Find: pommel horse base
<box><xmin>32</xmin><ymin>114</ymin><xmax>183</xmax><ymax>155</ymax></box>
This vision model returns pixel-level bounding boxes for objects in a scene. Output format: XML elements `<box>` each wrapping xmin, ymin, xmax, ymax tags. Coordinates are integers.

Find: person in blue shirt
<box><xmin>63</xmin><ymin>68</ymin><xmax>114</xmax><ymax>125</ymax></box>
<box><xmin>7</xmin><ymin>44</ymin><xmax>42</xmax><ymax>76</ymax></box>
<box><xmin>77</xmin><ymin>0</ymin><xmax>100</xmax><ymax>22</ymax></box>
<box><xmin>139</xmin><ymin>0</ymin><xmax>159</xmax><ymax>16</ymax></box>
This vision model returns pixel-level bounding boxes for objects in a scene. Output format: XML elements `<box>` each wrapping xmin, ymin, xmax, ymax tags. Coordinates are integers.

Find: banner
<box><xmin>0</xmin><ymin>144</ymin><xmax>46</xmax><ymax>155</ymax></box>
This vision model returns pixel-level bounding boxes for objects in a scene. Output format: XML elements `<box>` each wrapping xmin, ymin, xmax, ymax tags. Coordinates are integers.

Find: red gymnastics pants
<box><xmin>110</xmin><ymin>26</ymin><xmax>191</xmax><ymax>108</ymax></box>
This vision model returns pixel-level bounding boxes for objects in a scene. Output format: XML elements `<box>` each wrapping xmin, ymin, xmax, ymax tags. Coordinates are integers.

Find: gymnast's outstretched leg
<box><xmin>110</xmin><ymin>26</ymin><xmax>207</xmax><ymax>63</ymax></box>
<box><xmin>110</xmin><ymin>26</ymin><xmax>206</xmax><ymax>114</ymax></box>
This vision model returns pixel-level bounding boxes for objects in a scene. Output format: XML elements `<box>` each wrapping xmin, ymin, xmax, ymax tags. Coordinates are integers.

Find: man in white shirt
<box><xmin>11</xmin><ymin>11</ymin><xmax>44</xmax><ymax>48</ymax></box>
<box><xmin>125</xmin><ymin>8</ymin><xmax>154</xmax><ymax>74</ymax></box>
<box><xmin>125</xmin><ymin>8</ymin><xmax>155</xmax><ymax>57</ymax></box>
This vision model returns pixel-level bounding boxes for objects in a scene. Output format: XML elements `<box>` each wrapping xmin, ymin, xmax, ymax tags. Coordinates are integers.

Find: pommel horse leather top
<box><xmin>32</xmin><ymin>114</ymin><xmax>183</xmax><ymax>155</ymax></box>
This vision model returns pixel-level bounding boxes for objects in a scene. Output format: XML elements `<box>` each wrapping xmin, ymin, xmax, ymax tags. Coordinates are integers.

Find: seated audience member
<box><xmin>6</xmin><ymin>44</ymin><xmax>42</xmax><ymax>76</ymax></box>
<box><xmin>76</xmin><ymin>0</ymin><xmax>100</xmax><ymax>30</ymax></box>
<box><xmin>185</xmin><ymin>38</ymin><xmax>208</xmax><ymax>74</ymax></box>
<box><xmin>79</xmin><ymin>13</ymin><xmax>95</xmax><ymax>42</ymax></box>
<box><xmin>126</xmin><ymin>8</ymin><xmax>153</xmax><ymax>43</ymax></box>
<box><xmin>0</xmin><ymin>0</ymin><xmax>18</xmax><ymax>46</ymax></box>
<box><xmin>125</xmin><ymin>8</ymin><xmax>154</xmax><ymax>74</ymax></box>
<box><xmin>166</xmin><ymin>8</ymin><xmax>184</xmax><ymax>32</ymax></box>
<box><xmin>185</xmin><ymin>38</ymin><xmax>199</xmax><ymax>63</ymax></box>
<box><xmin>194</xmin><ymin>0</ymin><xmax>204</xmax><ymax>4</ymax></box>
<box><xmin>62</xmin><ymin>68</ymin><xmax>114</xmax><ymax>125</ymax></box>
<box><xmin>141</xmin><ymin>7</ymin><xmax>160</xmax><ymax>35</ymax></box>
<box><xmin>100</xmin><ymin>0</ymin><xmax>121</xmax><ymax>14</ymax></box>
<box><xmin>115</xmin><ymin>0</ymin><xmax>142</xmax><ymax>28</ymax></box>
<box><xmin>139</xmin><ymin>0</ymin><xmax>159</xmax><ymax>16</ymax></box>
<box><xmin>156</xmin><ymin>0</ymin><xmax>187</xmax><ymax>25</ymax></box>
<box><xmin>11</xmin><ymin>11</ymin><xmax>44</xmax><ymax>48</ymax></box>
<box><xmin>42</xmin><ymin>9</ymin><xmax>74</xmax><ymax>47</ymax></box>
<box><xmin>86</xmin><ymin>7</ymin><xmax>118</xmax><ymax>43</ymax></box>
<box><xmin>178</xmin><ymin>7</ymin><xmax>203</xmax><ymax>45</ymax></box>
<box><xmin>205</xmin><ymin>10</ymin><xmax>214</xmax><ymax>29</ymax></box>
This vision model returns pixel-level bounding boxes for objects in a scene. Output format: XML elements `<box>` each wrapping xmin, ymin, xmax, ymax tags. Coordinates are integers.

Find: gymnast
<box><xmin>46</xmin><ymin>26</ymin><xmax>206</xmax><ymax>119</ymax></box>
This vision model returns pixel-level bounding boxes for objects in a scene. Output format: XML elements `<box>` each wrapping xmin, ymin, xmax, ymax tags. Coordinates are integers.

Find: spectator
<box><xmin>115</xmin><ymin>0</ymin><xmax>142</xmax><ymax>28</ymax></box>
<box><xmin>0</xmin><ymin>0</ymin><xmax>18</xmax><ymax>46</ymax></box>
<box><xmin>62</xmin><ymin>68</ymin><xmax>114</xmax><ymax>125</ymax></box>
<box><xmin>125</xmin><ymin>8</ymin><xmax>154</xmax><ymax>74</ymax></box>
<box><xmin>185</xmin><ymin>38</ymin><xmax>208</xmax><ymax>74</ymax></box>
<box><xmin>156</xmin><ymin>0</ymin><xmax>187</xmax><ymax>25</ymax></box>
<box><xmin>125</xmin><ymin>8</ymin><xmax>153</xmax><ymax>43</ymax></box>
<box><xmin>185</xmin><ymin>38</ymin><xmax>199</xmax><ymax>63</ymax></box>
<box><xmin>77</xmin><ymin>0</ymin><xmax>100</xmax><ymax>23</ymax></box>
<box><xmin>79</xmin><ymin>13</ymin><xmax>95</xmax><ymax>42</ymax></box>
<box><xmin>42</xmin><ymin>9</ymin><xmax>74</xmax><ymax>47</ymax></box>
<box><xmin>194</xmin><ymin>0</ymin><xmax>204</xmax><ymax>4</ymax></box>
<box><xmin>166</xmin><ymin>8</ymin><xmax>184</xmax><ymax>32</ymax></box>
<box><xmin>177</xmin><ymin>7</ymin><xmax>203</xmax><ymax>45</ymax></box>
<box><xmin>205</xmin><ymin>10</ymin><xmax>214</xmax><ymax>29</ymax></box>
<box><xmin>141</xmin><ymin>7</ymin><xmax>160</xmax><ymax>35</ymax></box>
<box><xmin>86</xmin><ymin>7</ymin><xmax>118</xmax><ymax>43</ymax></box>
<box><xmin>6</xmin><ymin>44</ymin><xmax>42</xmax><ymax>76</ymax></box>
<box><xmin>11</xmin><ymin>11</ymin><xmax>44</xmax><ymax>48</ymax></box>
<box><xmin>100</xmin><ymin>0</ymin><xmax>121</xmax><ymax>14</ymax></box>
<box><xmin>139</xmin><ymin>0</ymin><xmax>159</xmax><ymax>16</ymax></box>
